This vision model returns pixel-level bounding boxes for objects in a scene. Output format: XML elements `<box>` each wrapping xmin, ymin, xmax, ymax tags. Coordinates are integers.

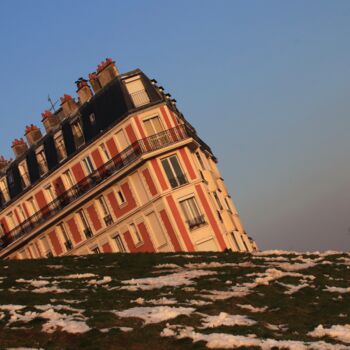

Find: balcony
<box><xmin>187</xmin><ymin>215</ymin><xmax>206</xmax><ymax>230</ymax></box>
<box><xmin>64</xmin><ymin>240</ymin><xmax>73</xmax><ymax>251</ymax></box>
<box><xmin>0</xmin><ymin>124</ymin><xmax>193</xmax><ymax>250</ymax></box>
<box><xmin>168</xmin><ymin>175</ymin><xmax>188</xmax><ymax>189</ymax></box>
<box><xmin>130</xmin><ymin>89</ymin><xmax>150</xmax><ymax>108</ymax></box>
<box><xmin>104</xmin><ymin>214</ymin><xmax>114</xmax><ymax>227</ymax></box>
<box><xmin>84</xmin><ymin>228</ymin><xmax>93</xmax><ymax>239</ymax></box>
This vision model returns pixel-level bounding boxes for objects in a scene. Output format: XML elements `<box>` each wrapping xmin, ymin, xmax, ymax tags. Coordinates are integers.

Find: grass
<box><xmin>0</xmin><ymin>251</ymin><xmax>349</xmax><ymax>349</ymax></box>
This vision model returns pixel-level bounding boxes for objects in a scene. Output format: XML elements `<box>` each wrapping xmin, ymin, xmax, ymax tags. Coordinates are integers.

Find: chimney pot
<box><xmin>60</xmin><ymin>94</ymin><xmax>78</xmax><ymax>117</ymax></box>
<box><xmin>41</xmin><ymin>110</ymin><xmax>61</xmax><ymax>133</ymax></box>
<box><xmin>96</xmin><ymin>58</ymin><xmax>119</xmax><ymax>88</ymax></box>
<box><xmin>76</xmin><ymin>78</ymin><xmax>93</xmax><ymax>105</ymax></box>
<box><xmin>89</xmin><ymin>72</ymin><xmax>102</xmax><ymax>93</ymax></box>
<box><xmin>25</xmin><ymin>124</ymin><xmax>42</xmax><ymax>146</ymax></box>
<box><xmin>0</xmin><ymin>156</ymin><xmax>10</xmax><ymax>171</ymax></box>
<box><xmin>12</xmin><ymin>138</ymin><xmax>28</xmax><ymax>158</ymax></box>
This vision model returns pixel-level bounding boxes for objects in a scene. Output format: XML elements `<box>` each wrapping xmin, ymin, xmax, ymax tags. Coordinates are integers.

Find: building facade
<box><xmin>0</xmin><ymin>59</ymin><xmax>257</xmax><ymax>260</ymax></box>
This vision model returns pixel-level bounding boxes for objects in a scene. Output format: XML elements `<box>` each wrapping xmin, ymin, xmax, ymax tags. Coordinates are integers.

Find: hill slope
<box><xmin>0</xmin><ymin>251</ymin><xmax>350</xmax><ymax>349</ymax></box>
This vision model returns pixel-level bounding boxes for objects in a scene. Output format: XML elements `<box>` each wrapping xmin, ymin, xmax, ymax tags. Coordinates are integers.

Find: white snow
<box><xmin>87</xmin><ymin>276</ymin><xmax>112</xmax><ymax>285</ymax></box>
<box><xmin>186</xmin><ymin>299</ymin><xmax>211</xmax><ymax>306</ymax></box>
<box><xmin>161</xmin><ymin>325</ymin><xmax>348</xmax><ymax>349</ymax></box>
<box><xmin>121</xmin><ymin>269</ymin><xmax>216</xmax><ymax>291</ymax></box>
<box><xmin>32</xmin><ymin>286</ymin><xmax>72</xmax><ymax>294</ymax></box>
<box><xmin>114</xmin><ymin>306</ymin><xmax>194</xmax><ymax>324</ymax></box>
<box><xmin>308</xmin><ymin>324</ymin><xmax>350</xmax><ymax>343</ymax></box>
<box><xmin>6</xmin><ymin>307</ymin><xmax>90</xmax><ymax>334</ymax></box>
<box><xmin>279</xmin><ymin>282</ymin><xmax>310</xmax><ymax>295</ymax></box>
<box><xmin>40</xmin><ymin>309</ymin><xmax>90</xmax><ymax>334</ymax></box>
<box><xmin>155</xmin><ymin>264</ymin><xmax>180</xmax><ymax>269</ymax></box>
<box><xmin>278</xmin><ymin>262</ymin><xmax>316</xmax><ymax>272</ymax></box>
<box><xmin>200</xmin><ymin>312</ymin><xmax>256</xmax><ymax>328</ymax></box>
<box><xmin>323</xmin><ymin>286</ymin><xmax>350</xmax><ymax>293</ymax></box>
<box><xmin>0</xmin><ymin>305</ymin><xmax>25</xmax><ymax>311</ymax></box>
<box><xmin>132</xmin><ymin>297</ymin><xmax>177</xmax><ymax>305</ymax></box>
<box><xmin>57</xmin><ymin>273</ymin><xmax>97</xmax><ymax>279</ymax></box>
<box><xmin>15</xmin><ymin>279</ymin><xmax>50</xmax><ymax>288</ymax></box>
<box><xmin>237</xmin><ymin>304</ymin><xmax>268</xmax><ymax>313</ymax></box>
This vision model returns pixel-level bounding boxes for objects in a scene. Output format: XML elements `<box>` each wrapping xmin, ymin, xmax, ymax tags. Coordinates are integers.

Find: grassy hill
<box><xmin>0</xmin><ymin>251</ymin><xmax>350</xmax><ymax>349</ymax></box>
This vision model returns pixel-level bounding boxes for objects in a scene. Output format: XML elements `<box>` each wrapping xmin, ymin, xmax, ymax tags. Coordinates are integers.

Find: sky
<box><xmin>0</xmin><ymin>0</ymin><xmax>349</xmax><ymax>251</ymax></box>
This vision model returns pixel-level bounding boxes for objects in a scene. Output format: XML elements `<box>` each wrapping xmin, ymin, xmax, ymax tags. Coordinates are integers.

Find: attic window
<box><xmin>36</xmin><ymin>147</ymin><xmax>48</xmax><ymax>176</ymax></box>
<box><xmin>124</xmin><ymin>76</ymin><xmax>150</xmax><ymax>108</ymax></box>
<box><xmin>89</xmin><ymin>113</ymin><xmax>96</xmax><ymax>125</ymax></box>
<box><xmin>71</xmin><ymin>120</ymin><xmax>85</xmax><ymax>149</ymax></box>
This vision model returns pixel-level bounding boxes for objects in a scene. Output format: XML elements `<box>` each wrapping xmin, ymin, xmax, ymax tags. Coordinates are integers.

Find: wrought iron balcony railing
<box><xmin>0</xmin><ymin>124</ymin><xmax>191</xmax><ymax>249</ymax></box>
<box><xmin>187</xmin><ymin>215</ymin><xmax>206</xmax><ymax>230</ymax></box>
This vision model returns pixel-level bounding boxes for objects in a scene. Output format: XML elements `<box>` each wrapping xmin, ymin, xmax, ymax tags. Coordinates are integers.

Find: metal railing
<box><xmin>187</xmin><ymin>215</ymin><xmax>206</xmax><ymax>230</ymax></box>
<box><xmin>0</xmin><ymin>124</ymin><xmax>191</xmax><ymax>249</ymax></box>
<box><xmin>130</xmin><ymin>90</ymin><xmax>150</xmax><ymax>107</ymax></box>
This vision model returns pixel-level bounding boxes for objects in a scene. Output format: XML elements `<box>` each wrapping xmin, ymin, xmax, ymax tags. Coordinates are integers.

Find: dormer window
<box><xmin>54</xmin><ymin>132</ymin><xmax>67</xmax><ymax>162</ymax></box>
<box><xmin>71</xmin><ymin>120</ymin><xmax>84</xmax><ymax>149</ymax></box>
<box><xmin>18</xmin><ymin>160</ymin><xmax>30</xmax><ymax>188</ymax></box>
<box><xmin>0</xmin><ymin>178</ymin><xmax>10</xmax><ymax>203</ymax></box>
<box><xmin>125</xmin><ymin>76</ymin><xmax>150</xmax><ymax>108</ymax></box>
<box><xmin>36</xmin><ymin>147</ymin><xmax>48</xmax><ymax>176</ymax></box>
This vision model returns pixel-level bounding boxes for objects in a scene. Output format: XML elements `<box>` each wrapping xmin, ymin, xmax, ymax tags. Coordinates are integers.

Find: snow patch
<box><xmin>308</xmin><ymin>324</ymin><xmax>350</xmax><ymax>343</ymax></box>
<box><xmin>114</xmin><ymin>306</ymin><xmax>194</xmax><ymax>324</ymax></box>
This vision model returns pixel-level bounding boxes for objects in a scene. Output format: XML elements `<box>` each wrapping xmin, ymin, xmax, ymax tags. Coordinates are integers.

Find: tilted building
<box><xmin>0</xmin><ymin>59</ymin><xmax>258</xmax><ymax>260</ymax></box>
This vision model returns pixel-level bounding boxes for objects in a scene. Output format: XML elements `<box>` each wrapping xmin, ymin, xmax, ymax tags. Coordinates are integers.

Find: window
<box><xmin>36</xmin><ymin>148</ymin><xmax>48</xmax><ymax>176</ymax></box>
<box><xmin>125</xmin><ymin>76</ymin><xmax>150</xmax><ymax>107</ymax></box>
<box><xmin>19</xmin><ymin>249</ymin><xmax>28</xmax><ymax>260</ymax></box>
<box><xmin>40</xmin><ymin>236</ymin><xmax>52</xmax><ymax>257</ymax></box>
<box><xmin>161</xmin><ymin>155</ymin><xmax>187</xmax><ymax>188</ymax></box>
<box><xmin>99</xmin><ymin>143</ymin><xmax>110</xmax><ymax>162</ymax></box>
<box><xmin>45</xmin><ymin>185</ymin><xmax>56</xmax><ymax>204</ymax></box>
<box><xmin>146</xmin><ymin>212</ymin><xmax>167</xmax><ymax>248</ymax></box>
<box><xmin>180</xmin><ymin>196</ymin><xmax>206</xmax><ymax>230</ymax></box>
<box><xmin>17</xmin><ymin>205</ymin><xmax>27</xmax><ymax>223</ymax></box>
<box><xmin>82</xmin><ymin>156</ymin><xmax>95</xmax><ymax>175</ymax></box>
<box><xmin>195</xmin><ymin>151</ymin><xmax>205</xmax><ymax>170</ymax></box>
<box><xmin>143</xmin><ymin>115</ymin><xmax>169</xmax><ymax>148</ymax></box>
<box><xmin>113</xmin><ymin>234</ymin><xmax>126</xmax><ymax>252</ymax></box>
<box><xmin>63</xmin><ymin>170</ymin><xmax>75</xmax><ymax>189</ymax></box>
<box><xmin>57</xmin><ymin>223</ymin><xmax>72</xmax><ymax>251</ymax></box>
<box><xmin>54</xmin><ymin>133</ymin><xmax>67</xmax><ymax>162</ymax></box>
<box><xmin>71</xmin><ymin>120</ymin><xmax>84</xmax><ymax>148</ymax></box>
<box><xmin>115</xmin><ymin>129</ymin><xmax>129</xmax><ymax>152</ymax></box>
<box><xmin>0</xmin><ymin>178</ymin><xmax>10</xmax><ymax>202</ymax></box>
<box><xmin>6</xmin><ymin>212</ymin><xmax>17</xmax><ymax>230</ymax></box>
<box><xmin>0</xmin><ymin>222</ymin><xmax>5</xmax><ymax>236</ymax></box>
<box><xmin>27</xmin><ymin>197</ymin><xmax>37</xmax><ymax>216</ymax></box>
<box><xmin>91</xmin><ymin>246</ymin><xmax>101</xmax><ymax>254</ymax></box>
<box><xmin>77</xmin><ymin>209</ymin><xmax>93</xmax><ymax>238</ymax></box>
<box><xmin>224</xmin><ymin>197</ymin><xmax>232</xmax><ymax>212</ymax></box>
<box><xmin>213</xmin><ymin>191</ymin><xmax>223</xmax><ymax>210</ymax></box>
<box><xmin>18</xmin><ymin>161</ymin><xmax>30</xmax><ymax>188</ymax></box>
<box><xmin>116</xmin><ymin>189</ymin><xmax>126</xmax><ymax>206</ymax></box>
<box><xmin>143</xmin><ymin>116</ymin><xmax>164</xmax><ymax>136</ymax></box>
<box><xmin>97</xmin><ymin>196</ymin><xmax>113</xmax><ymax>226</ymax></box>
<box><xmin>89</xmin><ymin>113</ymin><xmax>96</xmax><ymax>125</ymax></box>
<box><xmin>129</xmin><ymin>223</ymin><xmax>142</xmax><ymax>244</ymax></box>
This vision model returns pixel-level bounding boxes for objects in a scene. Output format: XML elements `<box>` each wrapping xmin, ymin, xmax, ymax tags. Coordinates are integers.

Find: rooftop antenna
<box><xmin>47</xmin><ymin>94</ymin><xmax>59</xmax><ymax>112</ymax></box>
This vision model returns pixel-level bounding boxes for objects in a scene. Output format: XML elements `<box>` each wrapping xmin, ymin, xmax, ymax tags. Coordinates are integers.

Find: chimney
<box><xmin>42</xmin><ymin>110</ymin><xmax>61</xmax><ymax>133</ymax></box>
<box><xmin>96</xmin><ymin>58</ymin><xmax>119</xmax><ymax>87</ymax></box>
<box><xmin>76</xmin><ymin>78</ymin><xmax>93</xmax><ymax>105</ymax></box>
<box><xmin>60</xmin><ymin>94</ymin><xmax>78</xmax><ymax>117</ymax></box>
<box><xmin>0</xmin><ymin>156</ymin><xmax>9</xmax><ymax>171</ymax></box>
<box><xmin>12</xmin><ymin>138</ymin><xmax>28</xmax><ymax>158</ymax></box>
<box><xmin>89</xmin><ymin>73</ymin><xmax>102</xmax><ymax>93</ymax></box>
<box><xmin>25</xmin><ymin>124</ymin><xmax>43</xmax><ymax>146</ymax></box>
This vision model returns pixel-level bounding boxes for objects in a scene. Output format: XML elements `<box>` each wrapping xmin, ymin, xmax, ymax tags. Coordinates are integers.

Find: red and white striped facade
<box><xmin>0</xmin><ymin>60</ymin><xmax>258</xmax><ymax>259</ymax></box>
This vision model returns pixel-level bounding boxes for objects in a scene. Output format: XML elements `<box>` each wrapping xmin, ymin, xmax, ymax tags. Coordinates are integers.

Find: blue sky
<box><xmin>0</xmin><ymin>0</ymin><xmax>350</xmax><ymax>250</ymax></box>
